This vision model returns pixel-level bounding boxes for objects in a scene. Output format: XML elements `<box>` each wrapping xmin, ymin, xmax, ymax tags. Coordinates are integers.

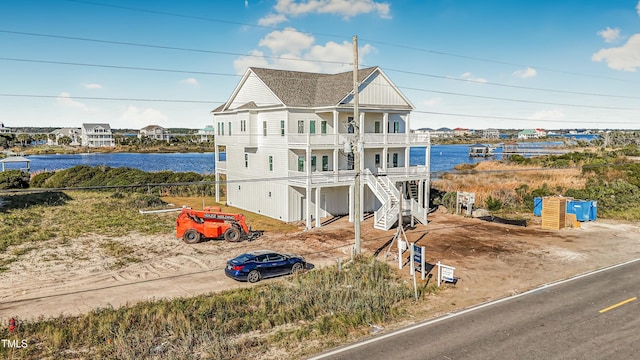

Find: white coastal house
<box><xmin>212</xmin><ymin>66</ymin><xmax>431</xmax><ymax>230</ymax></box>
<box><xmin>139</xmin><ymin>125</ymin><xmax>171</xmax><ymax>141</ymax></box>
<box><xmin>49</xmin><ymin>127</ymin><xmax>82</xmax><ymax>146</ymax></box>
<box><xmin>197</xmin><ymin>125</ymin><xmax>215</xmax><ymax>142</ymax></box>
<box><xmin>81</xmin><ymin>123</ymin><xmax>115</xmax><ymax>147</ymax></box>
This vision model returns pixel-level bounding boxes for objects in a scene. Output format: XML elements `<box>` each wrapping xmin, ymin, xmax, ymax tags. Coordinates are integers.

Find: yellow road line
<box><xmin>599</xmin><ymin>297</ymin><xmax>637</xmax><ymax>314</ymax></box>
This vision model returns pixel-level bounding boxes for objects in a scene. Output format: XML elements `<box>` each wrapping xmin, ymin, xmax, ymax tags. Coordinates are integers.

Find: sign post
<box><xmin>410</xmin><ymin>243</ymin><xmax>426</xmax><ymax>280</ymax></box>
<box><xmin>436</xmin><ymin>261</ymin><xmax>456</xmax><ymax>287</ymax></box>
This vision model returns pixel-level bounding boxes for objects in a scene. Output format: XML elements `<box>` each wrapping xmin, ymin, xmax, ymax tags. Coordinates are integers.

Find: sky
<box><xmin>1</xmin><ymin>0</ymin><xmax>640</xmax><ymax>131</ymax></box>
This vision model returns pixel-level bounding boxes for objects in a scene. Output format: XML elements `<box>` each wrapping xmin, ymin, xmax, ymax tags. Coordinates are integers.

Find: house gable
<box><xmin>227</xmin><ymin>71</ymin><xmax>283</xmax><ymax>110</ymax></box>
<box><xmin>340</xmin><ymin>68</ymin><xmax>413</xmax><ymax>109</ymax></box>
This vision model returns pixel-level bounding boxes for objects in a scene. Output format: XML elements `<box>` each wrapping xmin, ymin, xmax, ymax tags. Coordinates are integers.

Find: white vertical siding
<box><xmin>345</xmin><ymin>72</ymin><xmax>411</xmax><ymax>107</ymax></box>
<box><xmin>230</xmin><ymin>74</ymin><xmax>281</xmax><ymax>108</ymax></box>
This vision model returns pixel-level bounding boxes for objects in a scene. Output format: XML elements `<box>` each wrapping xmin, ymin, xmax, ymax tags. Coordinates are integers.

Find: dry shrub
<box><xmin>433</xmin><ymin>160</ymin><xmax>585</xmax><ymax>207</ymax></box>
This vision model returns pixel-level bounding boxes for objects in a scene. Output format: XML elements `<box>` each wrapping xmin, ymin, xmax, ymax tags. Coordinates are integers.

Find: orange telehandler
<box><xmin>176</xmin><ymin>206</ymin><xmax>262</xmax><ymax>244</ymax></box>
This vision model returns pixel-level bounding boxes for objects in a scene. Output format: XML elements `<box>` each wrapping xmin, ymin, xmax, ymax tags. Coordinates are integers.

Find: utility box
<box><xmin>541</xmin><ymin>196</ymin><xmax>568</xmax><ymax>230</ymax></box>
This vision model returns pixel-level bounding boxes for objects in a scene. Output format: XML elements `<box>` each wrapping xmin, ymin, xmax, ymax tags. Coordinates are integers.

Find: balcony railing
<box><xmin>287</xmin><ymin>133</ymin><xmax>430</xmax><ymax>147</ymax></box>
<box><xmin>288</xmin><ymin>170</ymin><xmax>356</xmax><ymax>185</ymax></box>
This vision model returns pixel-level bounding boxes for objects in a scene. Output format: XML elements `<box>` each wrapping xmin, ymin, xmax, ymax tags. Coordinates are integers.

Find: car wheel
<box><xmin>224</xmin><ymin>227</ymin><xmax>241</xmax><ymax>242</ymax></box>
<box><xmin>291</xmin><ymin>262</ymin><xmax>304</xmax><ymax>273</ymax></box>
<box><xmin>247</xmin><ymin>270</ymin><xmax>261</xmax><ymax>283</ymax></box>
<box><xmin>182</xmin><ymin>229</ymin><xmax>201</xmax><ymax>244</ymax></box>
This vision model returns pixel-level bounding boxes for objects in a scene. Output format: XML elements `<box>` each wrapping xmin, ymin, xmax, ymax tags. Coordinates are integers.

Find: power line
<box><xmin>0</xmin><ymin>30</ymin><xmax>353</xmax><ymax>66</ymax></box>
<box><xmin>0</xmin><ymin>93</ymin><xmax>218</xmax><ymax>104</ymax></box>
<box><xmin>64</xmin><ymin>0</ymin><xmax>640</xmax><ymax>85</ymax></box>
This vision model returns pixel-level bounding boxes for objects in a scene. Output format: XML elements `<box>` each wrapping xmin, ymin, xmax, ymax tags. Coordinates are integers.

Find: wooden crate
<box><xmin>565</xmin><ymin>213</ymin><xmax>580</xmax><ymax>228</ymax></box>
<box><xmin>541</xmin><ymin>197</ymin><xmax>567</xmax><ymax>230</ymax></box>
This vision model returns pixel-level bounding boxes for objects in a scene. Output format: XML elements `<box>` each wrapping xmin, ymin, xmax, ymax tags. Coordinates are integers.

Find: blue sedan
<box><xmin>225</xmin><ymin>250</ymin><xmax>306</xmax><ymax>283</ymax></box>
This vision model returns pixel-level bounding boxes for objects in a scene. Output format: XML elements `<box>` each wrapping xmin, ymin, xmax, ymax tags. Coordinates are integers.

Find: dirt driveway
<box><xmin>1</xmin><ymin>211</ymin><xmax>639</xmax><ymax>321</ymax></box>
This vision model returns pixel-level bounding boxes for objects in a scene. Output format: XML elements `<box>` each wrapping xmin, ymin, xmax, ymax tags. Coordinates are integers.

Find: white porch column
<box><xmin>315</xmin><ymin>187</ymin><xmax>321</xmax><ymax>228</ymax></box>
<box><xmin>405</xmin><ymin>147</ymin><xmax>410</xmax><ymax>168</ymax></box>
<box><xmin>418</xmin><ymin>179</ymin><xmax>424</xmax><ymax>208</ymax></box>
<box><xmin>214</xmin><ymin>145</ymin><xmax>220</xmax><ymax>202</ymax></box>
<box><xmin>382</xmin><ymin>148</ymin><xmax>388</xmax><ymax>173</ymax></box>
<box><xmin>333</xmin><ymin>149</ymin><xmax>339</xmax><ymax>175</ymax></box>
<box><xmin>348</xmin><ymin>184</ymin><xmax>354</xmax><ymax>222</ymax></box>
<box><xmin>305</xmin><ymin>140</ymin><xmax>312</xmax><ymax>230</ymax></box>
<box><xmin>359</xmin><ymin>112</ymin><xmax>365</xmax><ymax>172</ymax></box>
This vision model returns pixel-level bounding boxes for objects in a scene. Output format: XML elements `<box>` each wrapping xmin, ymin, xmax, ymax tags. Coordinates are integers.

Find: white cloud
<box><xmin>527</xmin><ymin>109</ymin><xmax>565</xmax><ymax>121</ymax></box>
<box><xmin>592</xmin><ymin>33</ymin><xmax>640</xmax><ymax>72</ymax></box>
<box><xmin>84</xmin><ymin>83</ymin><xmax>102</xmax><ymax>90</ymax></box>
<box><xmin>56</xmin><ymin>92</ymin><xmax>92</xmax><ymax>112</ymax></box>
<box><xmin>259</xmin><ymin>28</ymin><xmax>315</xmax><ymax>55</ymax></box>
<box><xmin>460</xmin><ymin>72</ymin><xmax>487</xmax><ymax>83</ymax></box>
<box><xmin>180</xmin><ymin>78</ymin><xmax>199</xmax><ymax>86</ymax></box>
<box><xmin>598</xmin><ymin>27</ymin><xmax>621</xmax><ymax>43</ymax></box>
<box><xmin>120</xmin><ymin>105</ymin><xmax>169</xmax><ymax>129</ymax></box>
<box><xmin>258</xmin><ymin>13</ymin><xmax>288</xmax><ymax>26</ymax></box>
<box><xmin>423</xmin><ymin>97</ymin><xmax>442</xmax><ymax>107</ymax></box>
<box><xmin>260</xmin><ymin>0</ymin><xmax>391</xmax><ymax>25</ymax></box>
<box><xmin>512</xmin><ymin>67</ymin><xmax>537</xmax><ymax>79</ymax></box>
<box><xmin>234</xmin><ymin>28</ymin><xmax>374</xmax><ymax>74</ymax></box>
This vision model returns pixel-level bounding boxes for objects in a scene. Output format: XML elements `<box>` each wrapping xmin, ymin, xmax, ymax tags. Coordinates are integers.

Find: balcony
<box><xmin>288</xmin><ymin>170</ymin><xmax>356</xmax><ymax>185</ymax></box>
<box><xmin>287</xmin><ymin>133</ymin><xmax>430</xmax><ymax>147</ymax></box>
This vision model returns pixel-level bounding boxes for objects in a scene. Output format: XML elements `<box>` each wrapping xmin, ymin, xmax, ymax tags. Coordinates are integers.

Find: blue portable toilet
<box><xmin>567</xmin><ymin>200</ymin><xmax>597</xmax><ymax>222</ymax></box>
<box><xmin>588</xmin><ymin>200</ymin><xmax>597</xmax><ymax>221</ymax></box>
<box><xmin>533</xmin><ymin>197</ymin><xmax>542</xmax><ymax>216</ymax></box>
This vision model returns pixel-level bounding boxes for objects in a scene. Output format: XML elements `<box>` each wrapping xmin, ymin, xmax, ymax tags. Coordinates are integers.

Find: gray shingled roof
<box><xmin>249</xmin><ymin>66</ymin><xmax>378</xmax><ymax>108</ymax></box>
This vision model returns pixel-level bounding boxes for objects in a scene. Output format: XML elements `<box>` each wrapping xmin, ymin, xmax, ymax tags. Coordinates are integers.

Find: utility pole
<box><xmin>353</xmin><ymin>35</ymin><xmax>361</xmax><ymax>255</ymax></box>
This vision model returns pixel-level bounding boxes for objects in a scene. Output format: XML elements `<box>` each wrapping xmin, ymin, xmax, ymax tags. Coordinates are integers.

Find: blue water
<box><xmin>8</xmin><ymin>142</ymin><xmax>564</xmax><ymax>175</ymax></box>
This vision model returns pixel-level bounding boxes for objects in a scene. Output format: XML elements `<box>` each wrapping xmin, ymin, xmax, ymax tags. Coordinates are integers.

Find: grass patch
<box><xmin>99</xmin><ymin>240</ymin><xmax>141</xmax><ymax>269</ymax></box>
<box><xmin>3</xmin><ymin>257</ymin><xmax>418</xmax><ymax>359</ymax></box>
<box><xmin>0</xmin><ymin>191</ymin><xmax>175</xmax><ymax>256</ymax></box>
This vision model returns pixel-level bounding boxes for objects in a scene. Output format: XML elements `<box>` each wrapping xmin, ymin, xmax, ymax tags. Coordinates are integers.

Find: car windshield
<box><xmin>233</xmin><ymin>253</ymin><xmax>255</xmax><ymax>263</ymax></box>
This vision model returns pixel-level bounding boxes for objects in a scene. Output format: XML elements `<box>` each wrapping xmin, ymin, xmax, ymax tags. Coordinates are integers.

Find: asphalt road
<box><xmin>310</xmin><ymin>259</ymin><xmax>640</xmax><ymax>360</ymax></box>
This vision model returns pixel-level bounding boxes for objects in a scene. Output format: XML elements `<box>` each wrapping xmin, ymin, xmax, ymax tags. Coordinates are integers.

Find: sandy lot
<box><xmin>1</xmin><ymin>210</ymin><xmax>639</xmax><ymax>322</ymax></box>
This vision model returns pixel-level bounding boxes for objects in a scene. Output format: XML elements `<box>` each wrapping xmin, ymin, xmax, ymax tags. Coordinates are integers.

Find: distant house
<box><xmin>518</xmin><ymin>129</ymin><xmax>539</xmax><ymax>140</ymax></box>
<box><xmin>197</xmin><ymin>125</ymin><xmax>215</xmax><ymax>142</ymax></box>
<box><xmin>453</xmin><ymin>127</ymin><xmax>471</xmax><ymax>136</ymax></box>
<box><xmin>50</xmin><ymin>128</ymin><xmax>82</xmax><ymax>146</ymax></box>
<box><xmin>81</xmin><ymin>123</ymin><xmax>115</xmax><ymax>147</ymax></box>
<box><xmin>418</xmin><ymin>127</ymin><xmax>453</xmax><ymax>138</ymax></box>
<box><xmin>535</xmin><ymin>128</ymin><xmax>547</xmax><ymax>138</ymax></box>
<box><xmin>482</xmin><ymin>128</ymin><xmax>500</xmax><ymax>139</ymax></box>
<box><xmin>139</xmin><ymin>125</ymin><xmax>171</xmax><ymax>141</ymax></box>
<box><xmin>0</xmin><ymin>122</ymin><xmax>12</xmax><ymax>134</ymax></box>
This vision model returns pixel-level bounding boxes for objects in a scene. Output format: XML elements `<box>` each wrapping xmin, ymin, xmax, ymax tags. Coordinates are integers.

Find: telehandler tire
<box><xmin>224</xmin><ymin>227</ymin><xmax>241</xmax><ymax>242</ymax></box>
<box><xmin>183</xmin><ymin>229</ymin><xmax>201</xmax><ymax>244</ymax></box>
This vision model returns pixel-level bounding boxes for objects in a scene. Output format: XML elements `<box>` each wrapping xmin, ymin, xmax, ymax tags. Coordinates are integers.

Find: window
<box><xmin>298</xmin><ymin>156</ymin><xmax>304</xmax><ymax>172</ymax></box>
<box><xmin>269</xmin><ymin>156</ymin><xmax>273</xmax><ymax>171</ymax></box>
<box><xmin>280</xmin><ymin>120</ymin><xmax>285</xmax><ymax>136</ymax></box>
<box><xmin>241</xmin><ymin>120</ymin><xmax>246</xmax><ymax>132</ymax></box>
<box><xmin>321</xmin><ymin>121</ymin><xmax>327</xmax><ymax>134</ymax></box>
<box><xmin>374</xmin><ymin>121</ymin><xmax>381</xmax><ymax>133</ymax></box>
<box><xmin>263</xmin><ymin>121</ymin><xmax>267</xmax><ymax>136</ymax></box>
<box><xmin>245</xmin><ymin>153</ymin><xmax>248</xmax><ymax>168</ymax></box>
<box><xmin>322</xmin><ymin>155</ymin><xmax>329</xmax><ymax>171</ymax></box>
<box><xmin>311</xmin><ymin>155</ymin><xmax>316</xmax><ymax>172</ymax></box>
<box><xmin>375</xmin><ymin>154</ymin><xmax>381</xmax><ymax>168</ymax></box>
<box><xmin>298</xmin><ymin>120</ymin><xmax>304</xmax><ymax>134</ymax></box>
<box><xmin>393</xmin><ymin>153</ymin><xmax>398</xmax><ymax>167</ymax></box>
<box><xmin>310</xmin><ymin>120</ymin><xmax>316</xmax><ymax>134</ymax></box>
<box><xmin>347</xmin><ymin>117</ymin><xmax>354</xmax><ymax>134</ymax></box>
<box><xmin>393</xmin><ymin>121</ymin><xmax>400</xmax><ymax>134</ymax></box>
<box><xmin>220</xmin><ymin>122</ymin><xmax>225</xmax><ymax>136</ymax></box>
<box><xmin>347</xmin><ymin>153</ymin><xmax>354</xmax><ymax>170</ymax></box>
<box><xmin>228</xmin><ymin>122</ymin><xmax>232</xmax><ymax>136</ymax></box>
